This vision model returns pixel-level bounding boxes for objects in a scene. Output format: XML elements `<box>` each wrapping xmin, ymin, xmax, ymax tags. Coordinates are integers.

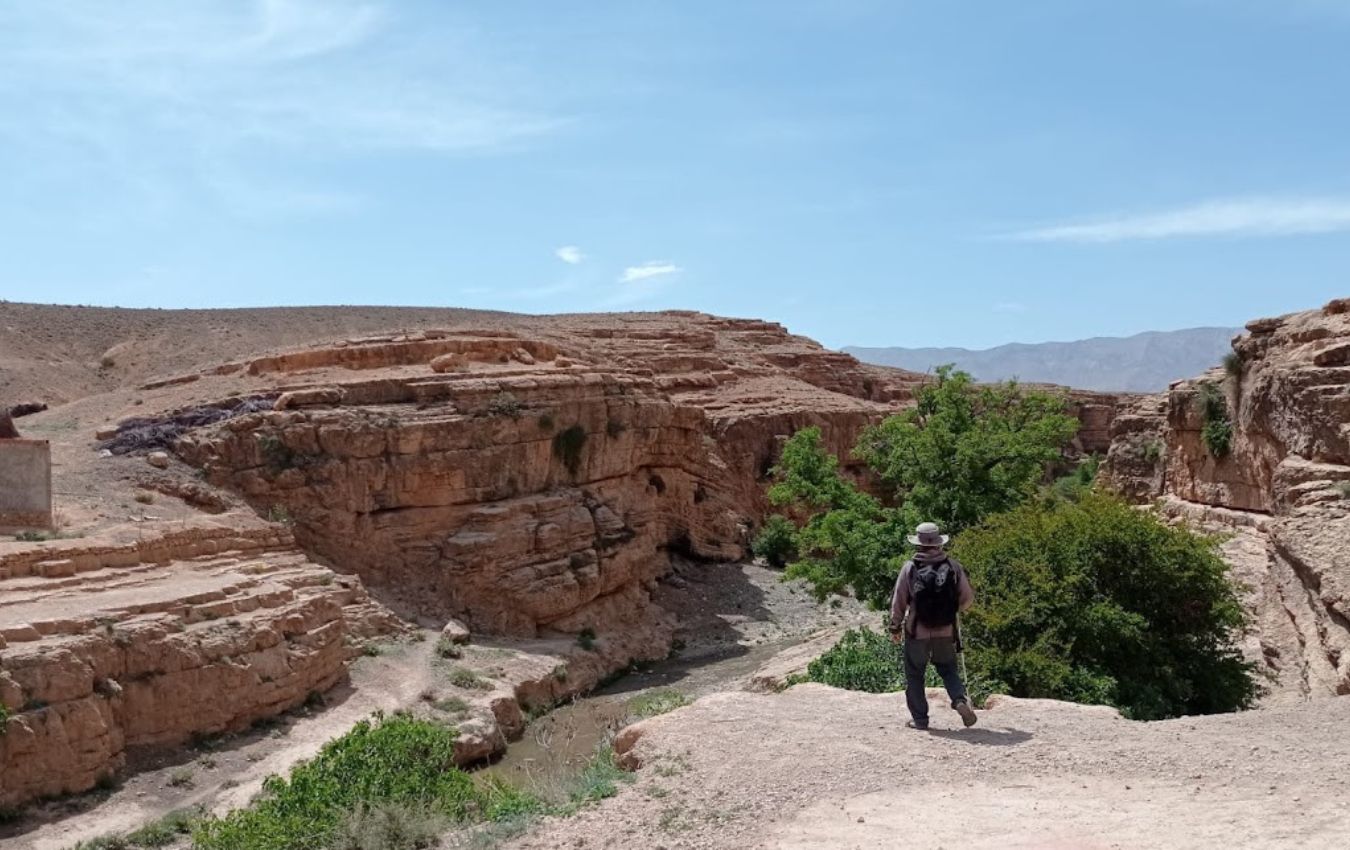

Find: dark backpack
<box><xmin>910</xmin><ymin>559</ymin><xmax>960</xmax><ymax>629</ymax></box>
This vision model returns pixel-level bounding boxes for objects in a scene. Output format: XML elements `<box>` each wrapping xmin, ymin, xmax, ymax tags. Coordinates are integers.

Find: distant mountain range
<box><xmin>845</xmin><ymin>327</ymin><xmax>1241</xmax><ymax>393</ymax></box>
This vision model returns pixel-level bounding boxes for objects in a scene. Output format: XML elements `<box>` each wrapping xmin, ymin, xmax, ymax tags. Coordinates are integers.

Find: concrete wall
<box><xmin>0</xmin><ymin>439</ymin><xmax>52</xmax><ymax>531</ymax></box>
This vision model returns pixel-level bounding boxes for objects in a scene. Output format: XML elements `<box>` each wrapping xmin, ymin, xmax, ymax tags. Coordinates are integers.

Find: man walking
<box><xmin>889</xmin><ymin>521</ymin><xmax>978</xmax><ymax>730</ymax></box>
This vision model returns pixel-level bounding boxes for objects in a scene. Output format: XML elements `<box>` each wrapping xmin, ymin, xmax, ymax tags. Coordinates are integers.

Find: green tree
<box><xmin>767</xmin><ymin>368</ymin><xmax>1079</xmax><ymax>607</ymax></box>
<box><xmin>767</xmin><ymin>427</ymin><xmax>908</xmax><ymax>606</ymax></box>
<box><xmin>855</xmin><ymin>366</ymin><xmax>1079</xmax><ymax>536</ymax></box>
<box><xmin>952</xmin><ymin>492</ymin><xmax>1256</xmax><ymax>719</ymax></box>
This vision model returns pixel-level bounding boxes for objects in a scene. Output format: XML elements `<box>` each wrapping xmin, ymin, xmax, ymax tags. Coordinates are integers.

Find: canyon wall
<box><xmin>1102</xmin><ymin>298</ymin><xmax>1350</xmax><ymax>699</ymax></box>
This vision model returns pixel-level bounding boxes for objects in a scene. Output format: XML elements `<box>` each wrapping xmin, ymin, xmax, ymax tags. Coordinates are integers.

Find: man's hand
<box><xmin>890</xmin><ymin>631</ymin><xmax>902</xmax><ymax>645</ymax></box>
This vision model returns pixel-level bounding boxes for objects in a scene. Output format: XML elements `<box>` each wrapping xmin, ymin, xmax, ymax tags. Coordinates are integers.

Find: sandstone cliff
<box><xmin>1103</xmin><ymin>297</ymin><xmax>1350</xmax><ymax>699</ymax></box>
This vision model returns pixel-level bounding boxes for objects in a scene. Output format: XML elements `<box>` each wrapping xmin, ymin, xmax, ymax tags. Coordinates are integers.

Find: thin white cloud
<box><xmin>555</xmin><ymin>245</ymin><xmax>585</xmax><ymax>265</ymax></box>
<box><xmin>1008</xmin><ymin>197</ymin><xmax>1350</xmax><ymax>243</ymax></box>
<box><xmin>619</xmin><ymin>261</ymin><xmax>682</xmax><ymax>284</ymax></box>
<box><xmin>993</xmin><ymin>302</ymin><xmax>1028</xmax><ymax>314</ymax></box>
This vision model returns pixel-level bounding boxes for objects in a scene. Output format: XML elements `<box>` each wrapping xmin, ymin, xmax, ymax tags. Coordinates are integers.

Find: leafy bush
<box><xmin>435</xmin><ymin>637</ymin><xmax>462</xmax><ymax>659</ymax></box>
<box><xmin>1047</xmin><ymin>455</ymin><xmax>1101</xmax><ymax>504</ymax></box>
<box><xmin>564</xmin><ymin>746</ymin><xmax>632</xmax><ymax>808</ymax></box>
<box><xmin>552</xmin><ymin>426</ymin><xmax>587</xmax><ymax>476</ymax></box>
<box><xmin>627</xmin><ymin>689</ymin><xmax>690</xmax><ymax>719</ymax></box>
<box><xmin>953</xmin><ymin>492</ymin><xmax>1256</xmax><ymax>719</ymax></box>
<box><xmin>1222</xmin><ymin>351</ymin><xmax>1245</xmax><ymax>380</ymax></box>
<box><xmin>799</xmin><ymin>627</ymin><xmax>903</xmax><ymax>694</ymax></box>
<box><xmin>192</xmin><ymin>713</ymin><xmax>532</xmax><ymax>850</ymax></box>
<box><xmin>1196</xmin><ymin>382</ymin><xmax>1233</xmax><ymax>459</ymax></box>
<box><xmin>751</xmin><ymin>515</ymin><xmax>797</xmax><ymax>567</ymax></box>
<box><xmin>0</xmin><ymin>702</ymin><xmax>9</xmax><ymax>730</ymax></box>
<box><xmin>1336</xmin><ymin>481</ymin><xmax>1350</xmax><ymax>499</ymax></box>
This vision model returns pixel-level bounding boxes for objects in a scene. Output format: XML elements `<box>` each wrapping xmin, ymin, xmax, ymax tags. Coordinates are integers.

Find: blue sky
<box><xmin>2</xmin><ymin>1</ymin><xmax>1348</xmax><ymax>349</ymax></box>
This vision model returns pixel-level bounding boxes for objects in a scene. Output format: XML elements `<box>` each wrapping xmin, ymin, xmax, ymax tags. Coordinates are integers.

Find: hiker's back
<box><xmin>910</xmin><ymin>559</ymin><xmax>960</xmax><ymax>629</ymax></box>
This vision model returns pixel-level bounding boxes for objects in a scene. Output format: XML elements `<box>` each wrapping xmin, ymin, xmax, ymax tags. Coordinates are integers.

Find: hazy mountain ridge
<box><xmin>845</xmin><ymin>327</ymin><xmax>1241</xmax><ymax>393</ymax></box>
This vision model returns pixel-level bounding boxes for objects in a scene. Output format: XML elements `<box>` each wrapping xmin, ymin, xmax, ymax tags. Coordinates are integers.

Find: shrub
<box><xmin>576</xmin><ymin>628</ymin><xmax>597</xmax><ymax>652</ymax></box>
<box><xmin>1222</xmin><ymin>351</ymin><xmax>1245</xmax><ymax>380</ymax></box>
<box><xmin>257</xmin><ymin>434</ymin><xmax>298</xmax><ymax>471</ymax></box>
<box><xmin>191</xmin><ymin>713</ymin><xmax>532</xmax><ymax>850</ymax></box>
<box><xmin>485</xmin><ymin>393</ymin><xmax>523</xmax><ymax>419</ymax></box>
<box><xmin>435</xmin><ymin>638</ymin><xmax>462</xmax><ymax>660</ymax></box>
<box><xmin>331</xmin><ymin>801</ymin><xmax>449</xmax><ymax>850</ymax></box>
<box><xmin>447</xmin><ymin>668</ymin><xmax>491</xmax><ymax>691</ymax></box>
<box><xmin>0</xmin><ymin>702</ymin><xmax>9</xmax><ymax>731</ymax></box>
<box><xmin>627</xmin><ymin>689</ymin><xmax>690</xmax><ymax>719</ymax></box>
<box><xmin>798</xmin><ymin>627</ymin><xmax>903</xmax><ymax>694</ymax></box>
<box><xmin>751</xmin><ymin>515</ymin><xmax>797</xmax><ymax>568</ymax></box>
<box><xmin>552</xmin><ymin>426</ymin><xmax>587</xmax><ymax>476</ymax></box>
<box><xmin>1335</xmin><ymin>481</ymin><xmax>1350</xmax><ymax>499</ymax></box>
<box><xmin>168</xmin><ymin>768</ymin><xmax>195</xmax><ymax>789</ymax></box>
<box><xmin>1142</xmin><ymin>440</ymin><xmax>1164</xmax><ymax>463</ymax></box>
<box><xmin>1196</xmin><ymin>382</ymin><xmax>1233</xmax><ymax>459</ymax></box>
<box><xmin>564</xmin><ymin>746</ymin><xmax>632</xmax><ymax>808</ymax></box>
<box><xmin>125</xmin><ymin>807</ymin><xmax>206</xmax><ymax>847</ymax></box>
<box><xmin>953</xmin><ymin>492</ymin><xmax>1256</xmax><ymax>719</ymax></box>
<box><xmin>1047</xmin><ymin>455</ymin><xmax>1101</xmax><ymax>504</ymax></box>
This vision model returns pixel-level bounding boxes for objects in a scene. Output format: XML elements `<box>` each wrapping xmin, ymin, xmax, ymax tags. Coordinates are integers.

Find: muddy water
<box><xmin>481</xmin><ymin>640</ymin><xmax>792</xmax><ymax>792</ymax></box>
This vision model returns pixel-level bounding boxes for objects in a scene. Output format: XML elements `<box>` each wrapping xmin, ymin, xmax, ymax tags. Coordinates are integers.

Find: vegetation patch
<box><xmin>447</xmin><ymin>668</ymin><xmax>492</xmax><ymax>691</ymax></box>
<box><xmin>1223</xmin><ymin>350</ymin><xmax>1246</xmax><ymax>380</ymax></box>
<box><xmin>795</xmin><ymin>627</ymin><xmax>903</xmax><ymax>694</ymax></box>
<box><xmin>576</xmin><ymin>627</ymin><xmax>597</xmax><ymax>652</ymax></box>
<box><xmin>485</xmin><ymin>393</ymin><xmax>524</xmax><ymax>419</ymax></box>
<box><xmin>627</xmin><ymin>689</ymin><xmax>690</xmax><ymax>719</ymax></box>
<box><xmin>1335</xmin><ymin>481</ymin><xmax>1350</xmax><ymax>499</ymax></box>
<box><xmin>760</xmin><ymin>367</ymin><xmax>1255</xmax><ymax>720</ymax></box>
<box><xmin>551</xmin><ymin>425</ymin><xmax>587</xmax><ymax>476</ymax></box>
<box><xmin>751</xmin><ymin>514</ymin><xmax>797</xmax><ymax>568</ymax></box>
<box><xmin>191</xmin><ymin>713</ymin><xmax>539</xmax><ymax>850</ymax></box>
<box><xmin>1196</xmin><ymin>382</ymin><xmax>1233</xmax><ymax>459</ymax></box>
<box><xmin>436</xmin><ymin>637</ymin><xmax>463</xmax><ymax>659</ymax></box>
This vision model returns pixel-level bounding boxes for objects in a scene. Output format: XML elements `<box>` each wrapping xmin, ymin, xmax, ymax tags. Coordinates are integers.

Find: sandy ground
<box><xmin>506</xmin><ymin>686</ymin><xmax>1350</xmax><ymax>850</ymax></box>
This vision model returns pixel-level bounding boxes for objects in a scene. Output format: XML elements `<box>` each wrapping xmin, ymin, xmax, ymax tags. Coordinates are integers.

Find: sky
<box><xmin>1</xmin><ymin>1</ymin><xmax>1348</xmax><ymax>349</ymax></box>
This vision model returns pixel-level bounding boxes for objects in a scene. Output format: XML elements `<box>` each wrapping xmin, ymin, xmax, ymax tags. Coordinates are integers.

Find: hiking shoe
<box><xmin>906</xmin><ymin>720</ymin><xmax>929</xmax><ymax>731</ymax></box>
<box><xmin>954</xmin><ymin>700</ymin><xmax>978</xmax><ymax>728</ymax></box>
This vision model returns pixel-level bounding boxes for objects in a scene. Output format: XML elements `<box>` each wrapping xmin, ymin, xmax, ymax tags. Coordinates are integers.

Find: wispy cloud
<box><xmin>1007</xmin><ymin>197</ymin><xmax>1350</xmax><ymax>243</ymax></box>
<box><xmin>619</xmin><ymin>261</ymin><xmax>682</xmax><ymax>283</ymax></box>
<box><xmin>993</xmin><ymin>301</ymin><xmax>1028</xmax><ymax>314</ymax></box>
<box><xmin>0</xmin><ymin>1</ymin><xmax>565</xmax><ymax>222</ymax></box>
<box><xmin>555</xmin><ymin>245</ymin><xmax>585</xmax><ymax>265</ymax></box>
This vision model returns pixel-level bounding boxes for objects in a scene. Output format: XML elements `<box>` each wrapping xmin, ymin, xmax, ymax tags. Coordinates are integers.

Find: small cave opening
<box><xmin>648</xmin><ymin>473</ymin><xmax>667</xmax><ymax>495</ymax></box>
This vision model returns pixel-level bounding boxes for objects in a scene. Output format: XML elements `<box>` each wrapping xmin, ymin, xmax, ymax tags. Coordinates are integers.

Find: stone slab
<box><xmin>0</xmin><ymin>439</ymin><xmax>52</xmax><ymax>531</ymax></box>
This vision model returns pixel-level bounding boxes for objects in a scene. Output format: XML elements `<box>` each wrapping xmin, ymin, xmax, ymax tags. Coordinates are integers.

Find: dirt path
<box><xmin>11</xmin><ymin>640</ymin><xmax>436</xmax><ymax>850</ymax></box>
<box><xmin>506</xmin><ymin>686</ymin><xmax>1350</xmax><ymax>850</ymax></box>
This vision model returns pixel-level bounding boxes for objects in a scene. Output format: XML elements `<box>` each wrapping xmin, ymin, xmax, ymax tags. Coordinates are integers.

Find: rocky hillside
<box><xmin>847</xmin><ymin>326</ymin><xmax>1239</xmax><ymax>392</ymax></box>
<box><xmin>1102</xmin><ymin>297</ymin><xmax>1350</xmax><ymax>700</ymax></box>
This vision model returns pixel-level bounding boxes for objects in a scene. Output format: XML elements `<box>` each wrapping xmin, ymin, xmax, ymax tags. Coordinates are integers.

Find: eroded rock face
<box><xmin>1103</xmin><ymin>298</ymin><xmax>1350</xmax><ymax>699</ymax></box>
<box><xmin>0</xmin><ymin>523</ymin><xmax>396</xmax><ymax>808</ymax></box>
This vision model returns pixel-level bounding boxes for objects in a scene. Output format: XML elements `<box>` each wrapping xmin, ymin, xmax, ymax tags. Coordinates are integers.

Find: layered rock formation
<box><xmin>0</xmin><ymin>520</ymin><xmax>396</xmax><ymax>808</ymax></box>
<box><xmin>171</xmin><ymin>318</ymin><xmax>913</xmax><ymax>646</ymax></box>
<box><xmin>1103</xmin><ymin>298</ymin><xmax>1350</xmax><ymax>699</ymax></box>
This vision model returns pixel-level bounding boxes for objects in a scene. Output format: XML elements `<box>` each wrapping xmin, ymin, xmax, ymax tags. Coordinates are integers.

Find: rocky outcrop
<box><xmin>0</xmin><ymin>521</ymin><xmax>396</xmax><ymax>808</ymax></box>
<box><xmin>1103</xmin><ymin>298</ymin><xmax>1350</xmax><ymax>699</ymax></box>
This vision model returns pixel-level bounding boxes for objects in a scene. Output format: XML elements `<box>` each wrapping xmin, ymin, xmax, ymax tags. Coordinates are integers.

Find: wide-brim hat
<box><xmin>907</xmin><ymin>522</ymin><xmax>949</xmax><ymax>547</ymax></box>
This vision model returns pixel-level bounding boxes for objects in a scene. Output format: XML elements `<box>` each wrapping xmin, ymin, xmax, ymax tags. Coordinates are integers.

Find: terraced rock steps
<box><xmin>0</xmin><ymin>521</ymin><xmax>394</xmax><ymax>809</ymax></box>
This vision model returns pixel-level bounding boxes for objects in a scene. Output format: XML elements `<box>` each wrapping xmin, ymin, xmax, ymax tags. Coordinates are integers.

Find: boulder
<box><xmin>440</xmin><ymin>618</ymin><xmax>471</xmax><ymax>645</ymax></box>
<box><xmin>146</xmin><ymin>451</ymin><xmax>170</xmax><ymax>469</ymax></box>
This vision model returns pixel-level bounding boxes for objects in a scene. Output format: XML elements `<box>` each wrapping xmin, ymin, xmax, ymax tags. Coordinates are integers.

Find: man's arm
<box><xmin>888</xmin><ymin>563</ymin><xmax>911</xmax><ymax>640</ymax></box>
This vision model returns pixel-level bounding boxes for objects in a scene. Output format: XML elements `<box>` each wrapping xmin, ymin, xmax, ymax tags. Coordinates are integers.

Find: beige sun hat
<box><xmin>906</xmin><ymin>521</ymin><xmax>949</xmax><ymax>547</ymax></box>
